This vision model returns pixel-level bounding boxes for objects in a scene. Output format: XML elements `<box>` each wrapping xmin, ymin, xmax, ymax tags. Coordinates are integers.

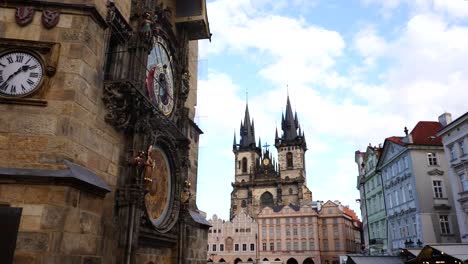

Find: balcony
<box><xmin>176</xmin><ymin>0</ymin><xmax>212</xmax><ymax>40</ymax></box>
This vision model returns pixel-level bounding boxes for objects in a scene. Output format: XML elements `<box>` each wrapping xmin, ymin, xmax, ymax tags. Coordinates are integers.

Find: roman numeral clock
<box><xmin>0</xmin><ymin>38</ymin><xmax>59</xmax><ymax>105</ymax></box>
<box><xmin>0</xmin><ymin>51</ymin><xmax>44</xmax><ymax>97</ymax></box>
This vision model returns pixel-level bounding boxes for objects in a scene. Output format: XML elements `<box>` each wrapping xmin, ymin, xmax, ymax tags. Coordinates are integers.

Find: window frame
<box><xmin>439</xmin><ymin>215</ymin><xmax>451</xmax><ymax>234</ymax></box>
<box><xmin>432</xmin><ymin>180</ymin><xmax>444</xmax><ymax>198</ymax></box>
<box><xmin>427</xmin><ymin>152</ymin><xmax>438</xmax><ymax>166</ymax></box>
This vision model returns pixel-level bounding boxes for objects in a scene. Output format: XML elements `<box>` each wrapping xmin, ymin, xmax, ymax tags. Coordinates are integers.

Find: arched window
<box><xmin>241</xmin><ymin>200</ymin><xmax>247</xmax><ymax>208</ymax></box>
<box><xmin>242</xmin><ymin>158</ymin><xmax>247</xmax><ymax>173</ymax></box>
<box><xmin>260</xmin><ymin>192</ymin><xmax>274</xmax><ymax>209</ymax></box>
<box><xmin>263</xmin><ymin>258</ymin><xmax>269</xmax><ymax>261</ymax></box>
<box><xmin>287</xmin><ymin>152</ymin><xmax>293</xmax><ymax>167</ymax></box>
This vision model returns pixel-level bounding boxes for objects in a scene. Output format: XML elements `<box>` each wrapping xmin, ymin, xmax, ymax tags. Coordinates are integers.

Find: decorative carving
<box><xmin>140</xmin><ymin>12</ymin><xmax>154</xmax><ymax>46</ymax></box>
<box><xmin>15</xmin><ymin>6</ymin><xmax>35</xmax><ymax>27</ymax></box>
<box><xmin>42</xmin><ymin>9</ymin><xmax>60</xmax><ymax>29</ymax></box>
<box><xmin>102</xmin><ymin>82</ymin><xmax>133</xmax><ymax>131</ymax></box>
<box><xmin>428</xmin><ymin>168</ymin><xmax>444</xmax><ymax>176</ymax></box>
<box><xmin>106</xmin><ymin>2</ymin><xmax>133</xmax><ymax>42</ymax></box>
<box><xmin>181</xmin><ymin>180</ymin><xmax>192</xmax><ymax>204</ymax></box>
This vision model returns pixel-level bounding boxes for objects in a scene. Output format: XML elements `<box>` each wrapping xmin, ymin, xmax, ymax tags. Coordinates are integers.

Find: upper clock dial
<box><xmin>0</xmin><ymin>51</ymin><xmax>44</xmax><ymax>97</ymax></box>
<box><xmin>146</xmin><ymin>39</ymin><xmax>174</xmax><ymax>116</ymax></box>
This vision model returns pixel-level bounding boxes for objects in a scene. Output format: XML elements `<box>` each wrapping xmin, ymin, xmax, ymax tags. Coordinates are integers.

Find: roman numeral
<box><xmin>10</xmin><ymin>85</ymin><xmax>16</xmax><ymax>94</ymax></box>
<box><xmin>0</xmin><ymin>82</ymin><xmax>7</xmax><ymax>91</ymax></box>
<box><xmin>27</xmin><ymin>79</ymin><xmax>34</xmax><ymax>86</ymax></box>
<box><xmin>21</xmin><ymin>84</ymin><xmax>26</xmax><ymax>91</ymax></box>
<box><xmin>6</xmin><ymin>57</ymin><xmax>13</xmax><ymax>64</ymax></box>
<box><xmin>0</xmin><ymin>63</ymin><xmax>5</xmax><ymax>67</ymax></box>
<box><xmin>29</xmin><ymin>65</ymin><xmax>38</xmax><ymax>70</ymax></box>
<box><xmin>29</xmin><ymin>72</ymin><xmax>39</xmax><ymax>78</ymax></box>
<box><xmin>16</xmin><ymin>55</ymin><xmax>24</xmax><ymax>63</ymax></box>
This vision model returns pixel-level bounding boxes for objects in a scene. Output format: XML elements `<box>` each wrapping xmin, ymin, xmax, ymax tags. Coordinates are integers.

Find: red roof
<box><xmin>410</xmin><ymin>121</ymin><xmax>443</xmax><ymax>146</ymax></box>
<box><xmin>385</xmin><ymin>122</ymin><xmax>443</xmax><ymax>147</ymax></box>
<box><xmin>343</xmin><ymin>206</ymin><xmax>361</xmax><ymax>224</ymax></box>
<box><xmin>387</xmin><ymin>136</ymin><xmax>405</xmax><ymax>146</ymax></box>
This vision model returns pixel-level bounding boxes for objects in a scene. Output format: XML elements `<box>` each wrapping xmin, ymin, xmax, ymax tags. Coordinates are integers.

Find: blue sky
<box><xmin>195</xmin><ymin>0</ymin><xmax>468</xmax><ymax>220</ymax></box>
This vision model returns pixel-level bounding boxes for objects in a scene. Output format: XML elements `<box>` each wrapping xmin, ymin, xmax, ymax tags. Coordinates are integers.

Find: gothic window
<box><xmin>242</xmin><ymin>158</ymin><xmax>247</xmax><ymax>173</ymax></box>
<box><xmin>287</xmin><ymin>152</ymin><xmax>293</xmax><ymax>168</ymax></box>
<box><xmin>289</xmin><ymin>188</ymin><xmax>293</xmax><ymax>195</ymax></box>
<box><xmin>260</xmin><ymin>192</ymin><xmax>274</xmax><ymax>209</ymax></box>
<box><xmin>241</xmin><ymin>200</ymin><xmax>247</xmax><ymax>208</ymax></box>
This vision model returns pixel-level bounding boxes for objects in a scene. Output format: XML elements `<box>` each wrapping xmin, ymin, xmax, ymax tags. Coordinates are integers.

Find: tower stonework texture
<box><xmin>0</xmin><ymin>0</ymin><xmax>211</xmax><ymax>263</ymax></box>
<box><xmin>231</xmin><ymin>97</ymin><xmax>312</xmax><ymax>220</ymax></box>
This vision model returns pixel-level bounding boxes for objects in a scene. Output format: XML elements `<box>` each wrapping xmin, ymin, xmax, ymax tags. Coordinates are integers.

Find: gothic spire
<box><xmin>233</xmin><ymin>130</ymin><xmax>237</xmax><ymax>150</ymax></box>
<box><xmin>281</xmin><ymin>96</ymin><xmax>298</xmax><ymax>140</ymax></box>
<box><xmin>238</xmin><ymin>103</ymin><xmax>256</xmax><ymax>149</ymax></box>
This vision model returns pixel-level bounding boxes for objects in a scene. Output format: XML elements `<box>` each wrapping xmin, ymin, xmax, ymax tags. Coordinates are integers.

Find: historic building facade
<box><xmin>230</xmin><ymin>97</ymin><xmax>312</xmax><ymax>220</ymax></box>
<box><xmin>0</xmin><ymin>0</ymin><xmax>210</xmax><ymax>263</ymax></box>
<box><xmin>207</xmin><ymin>211</ymin><xmax>259</xmax><ymax>264</ymax></box>
<box><xmin>355</xmin><ymin>146</ymin><xmax>388</xmax><ymax>255</ymax></box>
<box><xmin>437</xmin><ymin>112</ymin><xmax>468</xmax><ymax>243</ymax></box>
<box><xmin>208</xmin><ymin>201</ymin><xmax>362</xmax><ymax>264</ymax></box>
<box><xmin>377</xmin><ymin>121</ymin><xmax>461</xmax><ymax>254</ymax></box>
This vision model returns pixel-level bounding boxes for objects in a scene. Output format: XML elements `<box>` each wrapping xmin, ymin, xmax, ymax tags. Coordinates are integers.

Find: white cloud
<box><xmin>201</xmin><ymin>0</ymin><xmax>345</xmax><ymax>86</ymax></box>
<box><xmin>197</xmin><ymin>0</ymin><xmax>468</xmax><ymax>220</ymax></box>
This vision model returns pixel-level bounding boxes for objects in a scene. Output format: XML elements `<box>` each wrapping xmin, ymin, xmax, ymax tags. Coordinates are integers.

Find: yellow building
<box><xmin>0</xmin><ymin>0</ymin><xmax>210</xmax><ymax>263</ymax></box>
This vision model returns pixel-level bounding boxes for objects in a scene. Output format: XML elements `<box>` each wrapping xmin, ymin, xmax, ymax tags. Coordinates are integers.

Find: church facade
<box><xmin>230</xmin><ymin>97</ymin><xmax>312</xmax><ymax>220</ymax></box>
<box><xmin>0</xmin><ymin>0</ymin><xmax>210</xmax><ymax>263</ymax></box>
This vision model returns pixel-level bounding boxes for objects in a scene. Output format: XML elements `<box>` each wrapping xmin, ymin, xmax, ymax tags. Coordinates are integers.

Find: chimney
<box><xmin>438</xmin><ymin>112</ymin><xmax>452</xmax><ymax>127</ymax></box>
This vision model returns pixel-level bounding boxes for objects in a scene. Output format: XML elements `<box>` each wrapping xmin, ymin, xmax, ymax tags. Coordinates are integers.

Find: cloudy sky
<box><xmin>195</xmin><ymin>0</ymin><xmax>468</xmax><ymax>220</ymax></box>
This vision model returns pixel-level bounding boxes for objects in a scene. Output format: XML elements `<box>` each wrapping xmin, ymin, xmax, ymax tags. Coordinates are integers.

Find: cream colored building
<box><xmin>207</xmin><ymin>201</ymin><xmax>362</xmax><ymax>264</ymax></box>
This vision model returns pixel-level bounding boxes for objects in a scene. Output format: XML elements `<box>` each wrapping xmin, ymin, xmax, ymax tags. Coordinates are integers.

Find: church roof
<box><xmin>234</xmin><ymin>103</ymin><xmax>258</xmax><ymax>151</ymax></box>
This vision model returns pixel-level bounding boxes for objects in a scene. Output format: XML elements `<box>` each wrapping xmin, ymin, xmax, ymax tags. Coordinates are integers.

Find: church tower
<box><xmin>275</xmin><ymin>96</ymin><xmax>312</xmax><ymax>205</ymax></box>
<box><xmin>230</xmin><ymin>98</ymin><xmax>312</xmax><ymax>220</ymax></box>
<box><xmin>231</xmin><ymin>104</ymin><xmax>261</xmax><ymax>219</ymax></box>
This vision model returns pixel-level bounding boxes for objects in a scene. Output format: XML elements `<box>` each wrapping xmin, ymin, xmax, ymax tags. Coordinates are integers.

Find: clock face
<box><xmin>146</xmin><ymin>38</ymin><xmax>175</xmax><ymax>116</ymax></box>
<box><xmin>144</xmin><ymin>146</ymin><xmax>172</xmax><ymax>226</ymax></box>
<box><xmin>0</xmin><ymin>51</ymin><xmax>44</xmax><ymax>97</ymax></box>
<box><xmin>263</xmin><ymin>158</ymin><xmax>270</xmax><ymax>166</ymax></box>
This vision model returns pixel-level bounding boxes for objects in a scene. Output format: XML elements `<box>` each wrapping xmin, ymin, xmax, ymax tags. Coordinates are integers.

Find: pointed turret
<box><xmin>282</xmin><ymin>96</ymin><xmax>298</xmax><ymax>141</ymax></box>
<box><xmin>239</xmin><ymin>104</ymin><xmax>256</xmax><ymax>149</ymax></box>
<box><xmin>233</xmin><ymin>131</ymin><xmax>237</xmax><ymax>151</ymax></box>
<box><xmin>275</xmin><ymin>95</ymin><xmax>307</xmax><ymax>150</ymax></box>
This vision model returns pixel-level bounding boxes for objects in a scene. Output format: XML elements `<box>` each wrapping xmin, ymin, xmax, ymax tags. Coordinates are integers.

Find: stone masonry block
<box><xmin>80</xmin><ymin>211</ymin><xmax>101</xmax><ymax>235</ymax></box>
<box><xmin>78</xmin><ymin>234</ymin><xmax>98</xmax><ymax>255</ymax></box>
<box><xmin>41</xmin><ymin>205</ymin><xmax>67</xmax><ymax>230</ymax></box>
<box><xmin>79</xmin><ymin>192</ymin><xmax>103</xmax><ymax>215</ymax></box>
<box><xmin>16</xmin><ymin>232</ymin><xmax>49</xmax><ymax>252</ymax></box>
<box><xmin>20</xmin><ymin>215</ymin><xmax>41</xmax><ymax>231</ymax></box>
<box><xmin>64</xmin><ymin>208</ymin><xmax>81</xmax><ymax>233</ymax></box>
<box><xmin>13</xmin><ymin>254</ymin><xmax>39</xmax><ymax>264</ymax></box>
<box><xmin>24</xmin><ymin>186</ymin><xmax>51</xmax><ymax>204</ymax></box>
<box><xmin>8</xmin><ymin>135</ymin><xmax>49</xmax><ymax>152</ymax></box>
<box><xmin>22</xmin><ymin>204</ymin><xmax>44</xmax><ymax>216</ymax></box>
<box><xmin>0</xmin><ymin>184</ymin><xmax>25</xmax><ymax>203</ymax></box>
<box><xmin>60</xmin><ymin>232</ymin><xmax>80</xmax><ymax>255</ymax></box>
<box><xmin>12</xmin><ymin>115</ymin><xmax>57</xmax><ymax>135</ymax></box>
